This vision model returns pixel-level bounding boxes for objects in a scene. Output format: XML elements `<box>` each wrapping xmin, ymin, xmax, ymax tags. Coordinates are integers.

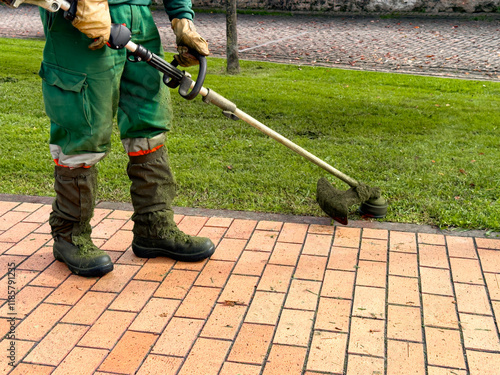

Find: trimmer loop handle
<box><xmin>107</xmin><ymin>23</ymin><xmax>206</xmax><ymax>100</ymax></box>
<box><xmin>168</xmin><ymin>51</ymin><xmax>207</xmax><ymax>101</ymax></box>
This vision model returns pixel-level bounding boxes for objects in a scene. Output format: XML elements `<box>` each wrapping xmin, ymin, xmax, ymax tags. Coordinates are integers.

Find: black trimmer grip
<box><xmin>172</xmin><ymin>51</ymin><xmax>207</xmax><ymax>100</ymax></box>
<box><xmin>64</xmin><ymin>0</ymin><xmax>78</xmax><ymax>21</ymax></box>
<box><xmin>108</xmin><ymin>23</ymin><xmax>132</xmax><ymax>50</ymax></box>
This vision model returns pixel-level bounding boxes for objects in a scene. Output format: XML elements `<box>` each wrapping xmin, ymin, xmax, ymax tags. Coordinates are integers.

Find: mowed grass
<box><xmin>0</xmin><ymin>37</ymin><xmax>499</xmax><ymax>231</ymax></box>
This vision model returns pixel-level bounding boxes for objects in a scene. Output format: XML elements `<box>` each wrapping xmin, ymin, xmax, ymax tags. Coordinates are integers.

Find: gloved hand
<box><xmin>72</xmin><ymin>0</ymin><xmax>111</xmax><ymax>50</ymax></box>
<box><xmin>171</xmin><ymin>18</ymin><xmax>209</xmax><ymax>67</ymax></box>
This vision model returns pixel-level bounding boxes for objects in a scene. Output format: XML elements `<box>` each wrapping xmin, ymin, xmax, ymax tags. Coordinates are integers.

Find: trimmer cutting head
<box><xmin>316</xmin><ymin>177</ymin><xmax>387</xmax><ymax>225</ymax></box>
<box><xmin>359</xmin><ymin>196</ymin><xmax>389</xmax><ymax>218</ymax></box>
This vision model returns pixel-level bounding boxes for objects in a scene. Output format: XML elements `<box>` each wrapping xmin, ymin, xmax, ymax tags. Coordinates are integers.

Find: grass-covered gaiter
<box><xmin>127</xmin><ymin>146</ymin><xmax>215</xmax><ymax>262</ymax></box>
<box><xmin>50</xmin><ymin>166</ymin><xmax>113</xmax><ymax>276</ymax></box>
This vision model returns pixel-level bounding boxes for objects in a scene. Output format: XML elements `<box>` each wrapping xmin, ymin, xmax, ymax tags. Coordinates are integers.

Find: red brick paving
<box><xmin>1</xmin><ymin>200</ymin><xmax>500</xmax><ymax>374</ymax></box>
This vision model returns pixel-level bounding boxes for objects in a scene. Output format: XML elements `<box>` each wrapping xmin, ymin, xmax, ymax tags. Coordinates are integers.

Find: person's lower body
<box><xmin>40</xmin><ymin>5</ymin><xmax>214</xmax><ymax>277</ymax></box>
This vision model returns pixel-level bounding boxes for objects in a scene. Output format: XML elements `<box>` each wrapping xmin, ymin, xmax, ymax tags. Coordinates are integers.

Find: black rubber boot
<box><xmin>127</xmin><ymin>147</ymin><xmax>215</xmax><ymax>262</ymax></box>
<box><xmin>50</xmin><ymin>166</ymin><xmax>113</xmax><ymax>277</ymax></box>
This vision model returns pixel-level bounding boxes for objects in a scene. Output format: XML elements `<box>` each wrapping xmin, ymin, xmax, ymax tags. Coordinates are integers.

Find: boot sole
<box><xmin>132</xmin><ymin>242</ymin><xmax>215</xmax><ymax>262</ymax></box>
<box><xmin>54</xmin><ymin>251</ymin><xmax>114</xmax><ymax>277</ymax></box>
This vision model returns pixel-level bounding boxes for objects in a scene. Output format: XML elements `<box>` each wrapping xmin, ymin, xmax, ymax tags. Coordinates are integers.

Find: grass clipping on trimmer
<box><xmin>316</xmin><ymin>177</ymin><xmax>385</xmax><ymax>225</ymax></box>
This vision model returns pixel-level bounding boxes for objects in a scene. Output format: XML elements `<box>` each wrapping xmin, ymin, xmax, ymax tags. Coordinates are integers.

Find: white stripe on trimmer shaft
<box><xmin>238</xmin><ymin>32</ymin><xmax>310</xmax><ymax>52</ymax></box>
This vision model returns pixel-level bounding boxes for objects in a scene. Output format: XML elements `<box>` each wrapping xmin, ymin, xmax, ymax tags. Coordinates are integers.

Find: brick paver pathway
<box><xmin>1</xmin><ymin>198</ymin><xmax>500</xmax><ymax>374</ymax></box>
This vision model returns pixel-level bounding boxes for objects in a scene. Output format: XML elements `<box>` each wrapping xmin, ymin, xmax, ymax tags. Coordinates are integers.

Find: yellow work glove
<box><xmin>171</xmin><ymin>18</ymin><xmax>209</xmax><ymax>67</ymax></box>
<box><xmin>72</xmin><ymin>0</ymin><xmax>111</xmax><ymax>50</ymax></box>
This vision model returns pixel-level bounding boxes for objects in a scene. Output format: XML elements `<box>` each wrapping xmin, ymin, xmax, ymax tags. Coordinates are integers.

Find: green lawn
<box><xmin>1</xmin><ymin>37</ymin><xmax>499</xmax><ymax>232</ymax></box>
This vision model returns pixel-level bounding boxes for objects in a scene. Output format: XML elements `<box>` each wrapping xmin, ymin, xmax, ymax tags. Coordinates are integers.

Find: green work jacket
<box><xmin>107</xmin><ymin>0</ymin><xmax>195</xmax><ymax>21</ymax></box>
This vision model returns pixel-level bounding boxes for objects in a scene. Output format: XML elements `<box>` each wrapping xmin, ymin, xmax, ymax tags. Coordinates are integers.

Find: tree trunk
<box><xmin>226</xmin><ymin>0</ymin><xmax>240</xmax><ymax>74</ymax></box>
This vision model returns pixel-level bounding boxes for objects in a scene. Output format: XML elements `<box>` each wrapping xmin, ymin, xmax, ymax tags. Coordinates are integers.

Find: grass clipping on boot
<box><xmin>133</xmin><ymin>210</ymin><xmax>192</xmax><ymax>244</ymax></box>
<box><xmin>316</xmin><ymin>177</ymin><xmax>381</xmax><ymax>224</ymax></box>
<box><xmin>73</xmin><ymin>234</ymin><xmax>106</xmax><ymax>258</ymax></box>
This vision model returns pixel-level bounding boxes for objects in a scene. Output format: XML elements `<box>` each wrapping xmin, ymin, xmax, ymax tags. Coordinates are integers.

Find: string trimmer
<box><xmin>107</xmin><ymin>24</ymin><xmax>388</xmax><ymax>225</ymax></box>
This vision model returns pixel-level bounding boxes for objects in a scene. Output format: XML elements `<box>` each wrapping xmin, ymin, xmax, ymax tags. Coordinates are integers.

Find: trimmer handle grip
<box><xmin>169</xmin><ymin>51</ymin><xmax>207</xmax><ymax>100</ymax></box>
<box><xmin>108</xmin><ymin>23</ymin><xmax>132</xmax><ymax>49</ymax></box>
<box><xmin>63</xmin><ymin>0</ymin><xmax>78</xmax><ymax>21</ymax></box>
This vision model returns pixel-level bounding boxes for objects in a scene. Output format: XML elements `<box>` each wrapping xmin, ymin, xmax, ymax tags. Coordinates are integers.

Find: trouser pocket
<box><xmin>39</xmin><ymin>61</ymin><xmax>93</xmax><ymax>136</ymax></box>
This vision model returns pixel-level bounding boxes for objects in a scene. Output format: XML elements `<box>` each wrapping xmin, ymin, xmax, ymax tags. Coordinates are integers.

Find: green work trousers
<box><xmin>39</xmin><ymin>5</ymin><xmax>171</xmax><ymax>167</ymax></box>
